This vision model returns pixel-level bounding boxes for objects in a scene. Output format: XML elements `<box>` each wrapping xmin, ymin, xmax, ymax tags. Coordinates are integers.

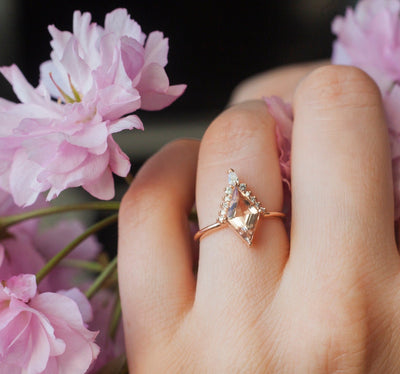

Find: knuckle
<box><xmin>163</xmin><ymin>138</ymin><xmax>199</xmax><ymax>153</ymax></box>
<box><xmin>202</xmin><ymin>100</ymin><xmax>272</xmax><ymax>156</ymax></box>
<box><xmin>296</xmin><ymin>65</ymin><xmax>381</xmax><ymax>111</ymax></box>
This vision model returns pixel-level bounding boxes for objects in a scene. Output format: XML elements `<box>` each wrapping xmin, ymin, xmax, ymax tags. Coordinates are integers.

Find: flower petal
<box><xmin>4</xmin><ymin>274</ymin><xmax>37</xmax><ymax>302</ymax></box>
<box><xmin>120</xmin><ymin>36</ymin><xmax>145</xmax><ymax>81</ymax></box>
<box><xmin>144</xmin><ymin>31</ymin><xmax>169</xmax><ymax>67</ymax></box>
<box><xmin>57</xmin><ymin>288</ymin><xmax>93</xmax><ymax>325</ymax></box>
<box><xmin>0</xmin><ymin>65</ymin><xmax>47</xmax><ymax>106</ymax></box>
<box><xmin>104</xmin><ymin>8</ymin><xmax>145</xmax><ymax>43</ymax></box>
<box><xmin>108</xmin><ymin>136</ymin><xmax>131</xmax><ymax>176</ymax></box>
<box><xmin>82</xmin><ymin>166</ymin><xmax>115</xmax><ymax>200</ymax></box>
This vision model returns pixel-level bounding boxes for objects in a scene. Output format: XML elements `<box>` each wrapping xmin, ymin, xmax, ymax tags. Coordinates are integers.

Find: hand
<box><xmin>118</xmin><ymin>64</ymin><xmax>400</xmax><ymax>373</ymax></box>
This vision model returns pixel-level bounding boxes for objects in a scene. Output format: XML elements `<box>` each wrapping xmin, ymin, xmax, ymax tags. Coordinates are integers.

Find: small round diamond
<box><xmin>239</xmin><ymin>183</ymin><xmax>247</xmax><ymax>191</ymax></box>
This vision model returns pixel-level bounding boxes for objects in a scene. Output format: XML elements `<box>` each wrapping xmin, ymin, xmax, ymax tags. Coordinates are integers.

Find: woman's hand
<box><xmin>118</xmin><ymin>64</ymin><xmax>400</xmax><ymax>373</ymax></box>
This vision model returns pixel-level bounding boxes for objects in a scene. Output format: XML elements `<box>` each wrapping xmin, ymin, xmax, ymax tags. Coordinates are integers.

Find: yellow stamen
<box><xmin>68</xmin><ymin>74</ymin><xmax>81</xmax><ymax>102</ymax></box>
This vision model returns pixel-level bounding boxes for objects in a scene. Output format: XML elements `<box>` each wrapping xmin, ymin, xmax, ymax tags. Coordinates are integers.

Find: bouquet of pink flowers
<box><xmin>0</xmin><ymin>8</ymin><xmax>185</xmax><ymax>373</ymax></box>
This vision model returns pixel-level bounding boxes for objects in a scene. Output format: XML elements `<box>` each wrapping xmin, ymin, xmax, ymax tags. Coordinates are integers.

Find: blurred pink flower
<box><xmin>332</xmin><ymin>0</ymin><xmax>400</xmax><ymax>84</ymax></box>
<box><xmin>87</xmin><ymin>290</ymin><xmax>125</xmax><ymax>372</ymax></box>
<box><xmin>0</xmin><ymin>189</ymin><xmax>101</xmax><ymax>292</ymax></box>
<box><xmin>264</xmin><ymin>96</ymin><xmax>293</xmax><ymax>190</ymax></box>
<box><xmin>0</xmin><ymin>190</ymin><xmax>49</xmax><ymax>288</ymax></box>
<box><xmin>264</xmin><ymin>96</ymin><xmax>293</xmax><ymax>234</ymax></box>
<box><xmin>33</xmin><ymin>220</ymin><xmax>101</xmax><ymax>291</ymax></box>
<box><xmin>331</xmin><ymin>0</ymin><xmax>400</xmax><ymax>219</ymax></box>
<box><xmin>0</xmin><ymin>8</ymin><xmax>186</xmax><ymax>207</ymax></box>
<box><xmin>0</xmin><ymin>274</ymin><xmax>99</xmax><ymax>374</ymax></box>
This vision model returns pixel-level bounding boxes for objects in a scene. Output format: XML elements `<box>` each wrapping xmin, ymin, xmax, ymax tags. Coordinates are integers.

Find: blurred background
<box><xmin>0</xmin><ymin>0</ymin><xmax>354</xmax><ymax>247</ymax></box>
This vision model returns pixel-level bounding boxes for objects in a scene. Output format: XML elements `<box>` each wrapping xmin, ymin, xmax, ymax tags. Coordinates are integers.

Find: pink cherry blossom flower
<box><xmin>332</xmin><ymin>0</ymin><xmax>400</xmax><ymax>84</ymax></box>
<box><xmin>0</xmin><ymin>274</ymin><xmax>99</xmax><ymax>374</ymax></box>
<box><xmin>0</xmin><ymin>8</ymin><xmax>186</xmax><ymax>207</ymax></box>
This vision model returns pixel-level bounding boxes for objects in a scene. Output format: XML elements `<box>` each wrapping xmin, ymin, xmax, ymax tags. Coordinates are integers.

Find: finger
<box><xmin>118</xmin><ymin>139</ymin><xmax>198</xmax><ymax>349</ymax></box>
<box><xmin>290</xmin><ymin>65</ymin><xmax>399</xmax><ymax>280</ymax></box>
<box><xmin>195</xmin><ymin>101</ymin><xmax>289</xmax><ymax>311</ymax></box>
<box><xmin>229</xmin><ymin>60</ymin><xmax>328</xmax><ymax>105</ymax></box>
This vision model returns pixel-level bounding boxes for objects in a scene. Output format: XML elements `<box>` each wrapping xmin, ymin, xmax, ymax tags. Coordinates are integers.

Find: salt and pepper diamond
<box><xmin>217</xmin><ymin>169</ymin><xmax>266</xmax><ymax>246</ymax></box>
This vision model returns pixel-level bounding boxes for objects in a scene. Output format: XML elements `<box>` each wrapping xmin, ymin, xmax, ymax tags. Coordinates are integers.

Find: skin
<box><xmin>118</xmin><ymin>63</ymin><xmax>400</xmax><ymax>373</ymax></box>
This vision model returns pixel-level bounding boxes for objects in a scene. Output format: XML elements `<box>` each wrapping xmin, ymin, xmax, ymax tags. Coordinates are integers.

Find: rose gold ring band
<box><xmin>194</xmin><ymin>211</ymin><xmax>285</xmax><ymax>242</ymax></box>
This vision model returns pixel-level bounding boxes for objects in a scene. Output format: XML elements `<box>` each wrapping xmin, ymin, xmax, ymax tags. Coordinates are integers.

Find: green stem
<box><xmin>60</xmin><ymin>259</ymin><xmax>104</xmax><ymax>273</ymax></box>
<box><xmin>0</xmin><ymin>201</ymin><xmax>120</xmax><ymax>229</ymax></box>
<box><xmin>189</xmin><ymin>208</ymin><xmax>198</xmax><ymax>223</ymax></box>
<box><xmin>124</xmin><ymin>172</ymin><xmax>134</xmax><ymax>185</ymax></box>
<box><xmin>109</xmin><ymin>294</ymin><xmax>122</xmax><ymax>339</ymax></box>
<box><xmin>85</xmin><ymin>256</ymin><xmax>118</xmax><ymax>299</ymax></box>
<box><xmin>119</xmin><ymin>360</ymin><xmax>129</xmax><ymax>374</ymax></box>
<box><xmin>36</xmin><ymin>214</ymin><xmax>118</xmax><ymax>284</ymax></box>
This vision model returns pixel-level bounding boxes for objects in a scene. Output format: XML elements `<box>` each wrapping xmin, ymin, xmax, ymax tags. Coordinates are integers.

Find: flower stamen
<box><xmin>68</xmin><ymin>74</ymin><xmax>82</xmax><ymax>102</ymax></box>
<box><xmin>49</xmin><ymin>72</ymin><xmax>76</xmax><ymax>104</ymax></box>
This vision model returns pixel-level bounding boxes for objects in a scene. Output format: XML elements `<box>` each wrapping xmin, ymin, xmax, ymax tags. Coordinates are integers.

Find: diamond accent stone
<box><xmin>228</xmin><ymin>170</ymin><xmax>239</xmax><ymax>186</ymax></box>
<box><xmin>239</xmin><ymin>183</ymin><xmax>247</xmax><ymax>191</ymax></box>
<box><xmin>226</xmin><ymin>187</ymin><xmax>260</xmax><ymax>245</ymax></box>
<box><xmin>225</xmin><ymin>186</ymin><xmax>233</xmax><ymax>194</ymax></box>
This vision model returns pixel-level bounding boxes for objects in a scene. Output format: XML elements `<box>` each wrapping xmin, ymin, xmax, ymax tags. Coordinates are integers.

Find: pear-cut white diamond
<box><xmin>228</xmin><ymin>170</ymin><xmax>239</xmax><ymax>186</ymax></box>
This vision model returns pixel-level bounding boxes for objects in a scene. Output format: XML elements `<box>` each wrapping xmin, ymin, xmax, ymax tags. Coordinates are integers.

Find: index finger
<box><xmin>229</xmin><ymin>60</ymin><xmax>328</xmax><ymax>104</ymax></box>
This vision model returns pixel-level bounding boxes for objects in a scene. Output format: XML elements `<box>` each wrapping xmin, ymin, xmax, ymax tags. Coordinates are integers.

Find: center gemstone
<box><xmin>227</xmin><ymin>186</ymin><xmax>261</xmax><ymax>245</ymax></box>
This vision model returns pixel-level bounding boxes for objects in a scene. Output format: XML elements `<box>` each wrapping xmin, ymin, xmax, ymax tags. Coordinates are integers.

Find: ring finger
<box><xmin>195</xmin><ymin>100</ymin><xmax>289</xmax><ymax>312</ymax></box>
